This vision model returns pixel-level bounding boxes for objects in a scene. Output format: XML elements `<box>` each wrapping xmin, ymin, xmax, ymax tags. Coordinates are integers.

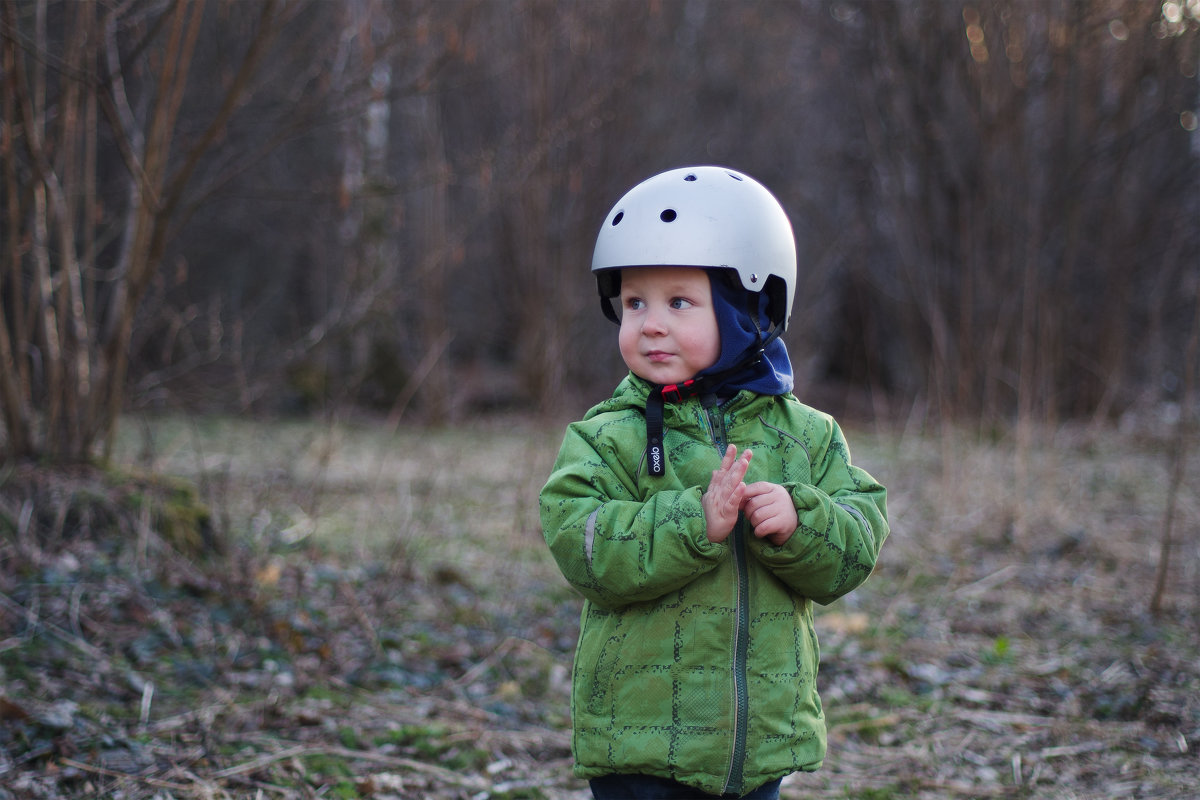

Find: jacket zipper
<box><xmin>727</xmin><ymin>512</ymin><xmax>750</xmax><ymax>794</ymax></box>
<box><xmin>704</xmin><ymin>398</ymin><xmax>749</xmax><ymax>796</ymax></box>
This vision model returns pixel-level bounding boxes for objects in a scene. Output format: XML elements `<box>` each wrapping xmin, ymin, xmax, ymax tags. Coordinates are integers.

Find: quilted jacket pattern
<box><xmin>540</xmin><ymin>375</ymin><xmax>888</xmax><ymax>796</ymax></box>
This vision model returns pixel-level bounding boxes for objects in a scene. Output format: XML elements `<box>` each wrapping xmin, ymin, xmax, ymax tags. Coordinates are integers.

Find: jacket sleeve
<box><xmin>748</xmin><ymin>417</ymin><xmax>888</xmax><ymax>605</ymax></box>
<box><xmin>539</xmin><ymin>421</ymin><xmax>727</xmax><ymax>609</ymax></box>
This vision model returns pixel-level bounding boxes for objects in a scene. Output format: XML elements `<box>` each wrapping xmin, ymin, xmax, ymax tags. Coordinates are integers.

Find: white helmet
<box><xmin>592</xmin><ymin>166</ymin><xmax>797</xmax><ymax>330</ymax></box>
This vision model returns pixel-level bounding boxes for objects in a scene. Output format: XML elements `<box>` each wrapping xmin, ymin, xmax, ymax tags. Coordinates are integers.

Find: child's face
<box><xmin>617</xmin><ymin>267</ymin><xmax>720</xmax><ymax>385</ymax></box>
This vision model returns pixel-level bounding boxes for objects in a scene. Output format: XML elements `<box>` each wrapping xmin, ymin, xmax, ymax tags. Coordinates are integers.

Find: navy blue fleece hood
<box><xmin>697</xmin><ymin>271</ymin><xmax>793</xmax><ymax>396</ymax></box>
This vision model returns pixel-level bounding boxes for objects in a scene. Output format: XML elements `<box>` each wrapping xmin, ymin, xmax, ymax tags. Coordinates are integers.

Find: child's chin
<box><xmin>637</xmin><ymin>370</ymin><xmax>688</xmax><ymax>384</ymax></box>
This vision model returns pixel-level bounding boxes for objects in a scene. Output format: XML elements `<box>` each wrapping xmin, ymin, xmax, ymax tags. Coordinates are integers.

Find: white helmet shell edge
<box><xmin>591</xmin><ymin>165</ymin><xmax>797</xmax><ymax>329</ymax></box>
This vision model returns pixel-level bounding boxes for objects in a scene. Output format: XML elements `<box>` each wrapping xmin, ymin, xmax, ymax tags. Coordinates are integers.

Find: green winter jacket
<box><xmin>540</xmin><ymin>375</ymin><xmax>888</xmax><ymax>797</ymax></box>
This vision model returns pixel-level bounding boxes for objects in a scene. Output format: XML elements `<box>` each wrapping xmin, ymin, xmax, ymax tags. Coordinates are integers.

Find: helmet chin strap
<box><xmin>600</xmin><ymin>293</ymin><xmax>621</xmax><ymax>325</ymax></box>
<box><xmin>642</xmin><ymin>323</ymin><xmax>783</xmax><ymax>477</ymax></box>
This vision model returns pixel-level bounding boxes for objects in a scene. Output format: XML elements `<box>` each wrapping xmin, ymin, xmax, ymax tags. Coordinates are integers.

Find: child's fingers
<box><xmin>742</xmin><ymin>480</ymin><xmax>774</xmax><ymax>499</ymax></box>
<box><xmin>742</xmin><ymin>482</ymin><xmax>798</xmax><ymax>542</ymax></box>
<box><xmin>728</xmin><ymin>448</ymin><xmax>752</xmax><ymax>482</ymax></box>
<box><xmin>718</xmin><ymin>482</ymin><xmax>745</xmax><ymax>513</ymax></box>
<box><xmin>711</xmin><ymin>447</ymin><xmax>748</xmax><ymax>486</ymax></box>
<box><xmin>707</xmin><ymin>447</ymin><xmax>752</xmax><ymax>514</ymax></box>
<box><xmin>709</xmin><ymin>447</ymin><xmax>734</xmax><ymax>489</ymax></box>
<box><xmin>720</xmin><ymin>443</ymin><xmax>737</xmax><ymax>470</ymax></box>
<box><xmin>709</xmin><ymin>444</ymin><xmax>737</xmax><ymax>484</ymax></box>
<box><xmin>743</xmin><ymin>483</ymin><xmax>770</xmax><ymax>515</ymax></box>
<box><xmin>749</xmin><ymin>505</ymin><xmax>784</xmax><ymax>531</ymax></box>
<box><xmin>744</xmin><ymin>492</ymin><xmax>769</xmax><ymax>522</ymax></box>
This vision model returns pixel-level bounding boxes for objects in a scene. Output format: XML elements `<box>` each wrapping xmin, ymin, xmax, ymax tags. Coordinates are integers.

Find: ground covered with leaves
<box><xmin>1</xmin><ymin>414</ymin><xmax>1197</xmax><ymax>798</ymax></box>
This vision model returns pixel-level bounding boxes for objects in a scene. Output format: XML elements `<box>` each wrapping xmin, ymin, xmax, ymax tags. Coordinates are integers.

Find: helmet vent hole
<box><xmin>750</xmin><ymin>273</ymin><xmax>759</xmax><ymax>283</ymax></box>
<box><xmin>611</xmin><ymin>211</ymin><xmax>624</xmax><ymax>226</ymax></box>
<box><xmin>660</xmin><ymin>209</ymin><xmax>677</xmax><ymax>222</ymax></box>
<box><xmin>684</xmin><ymin>174</ymin><xmax>697</xmax><ymax>181</ymax></box>
<box><xmin>727</xmin><ymin>172</ymin><xmax>744</xmax><ymax>181</ymax></box>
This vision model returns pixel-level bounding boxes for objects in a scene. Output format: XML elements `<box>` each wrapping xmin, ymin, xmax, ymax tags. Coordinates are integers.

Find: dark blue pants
<box><xmin>589</xmin><ymin>774</ymin><xmax>783</xmax><ymax>800</ymax></box>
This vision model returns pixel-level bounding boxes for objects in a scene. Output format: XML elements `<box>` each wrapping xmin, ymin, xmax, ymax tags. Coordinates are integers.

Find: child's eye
<box><xmin>623</xmin><ymin>297</ymin><xmax>645</xmax><ymax>311</ymax></box>
<box><xmin>670</xmin><ymin>297</ymin><xmax>693</xmax><ymax>310</ymax></box>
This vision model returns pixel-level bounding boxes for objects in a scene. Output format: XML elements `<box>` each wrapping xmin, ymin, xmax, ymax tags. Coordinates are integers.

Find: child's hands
<box><xmin>702</xmin><ymin>445</ymin><xmax>798</xmax><ymax>545</ymax></box>
<box><xmin>703</xmin><ymin>445</ymin><xmax>752</xmax><ymax>543</ymax></box>
<box><xmin>743</xmin><ymin>481</ymin><xmax>799</xmax><ymax>546</ymax></box>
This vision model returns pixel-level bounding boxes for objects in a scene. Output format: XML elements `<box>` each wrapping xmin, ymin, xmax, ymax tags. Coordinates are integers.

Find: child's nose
<box><xmin>641</xmin><ymin>307</ymin><xmax>668</xmax><ymax>335</ymax></box>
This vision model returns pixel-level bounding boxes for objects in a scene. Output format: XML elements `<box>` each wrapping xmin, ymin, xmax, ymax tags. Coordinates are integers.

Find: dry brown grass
<box><xmin>798</xmin><ymin>417</ymin><xmax>1200</xmax><ymax>799</ymax></box>
<box><xmin>1</xmin><ymin>412</ymin><xmax>1196</xmax><ymax>798</ymax></box>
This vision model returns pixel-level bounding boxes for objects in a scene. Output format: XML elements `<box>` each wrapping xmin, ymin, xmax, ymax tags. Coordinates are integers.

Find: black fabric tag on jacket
<box><xmin>645</xmin><ymin>390</ymin><xmax>666</xmax><ymax>476</ymax></box>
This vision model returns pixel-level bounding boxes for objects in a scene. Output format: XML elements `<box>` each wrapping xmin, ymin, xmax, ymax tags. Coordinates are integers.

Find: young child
<box><xmin>540</xmin><ymin>166</ymin><xmax>889</xmax><ymax>799</ymax></box>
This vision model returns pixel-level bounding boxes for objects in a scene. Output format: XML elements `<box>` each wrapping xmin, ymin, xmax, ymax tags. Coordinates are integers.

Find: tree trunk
<box><xmin>0</xmin><ymin>0</ymin><xmax>283</xmax><ymax>463</ymax></box>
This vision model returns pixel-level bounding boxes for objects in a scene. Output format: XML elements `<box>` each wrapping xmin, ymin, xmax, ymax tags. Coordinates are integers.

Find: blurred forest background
<box><xmin>4</xmin><ymin>3</ymin><xmax>1200</xmax><ymax>797</ymax></box>
<box><xmin>3</xmin><ymin>0</ymin><xmax>1198</xmax><ymax>465</ymax></box>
